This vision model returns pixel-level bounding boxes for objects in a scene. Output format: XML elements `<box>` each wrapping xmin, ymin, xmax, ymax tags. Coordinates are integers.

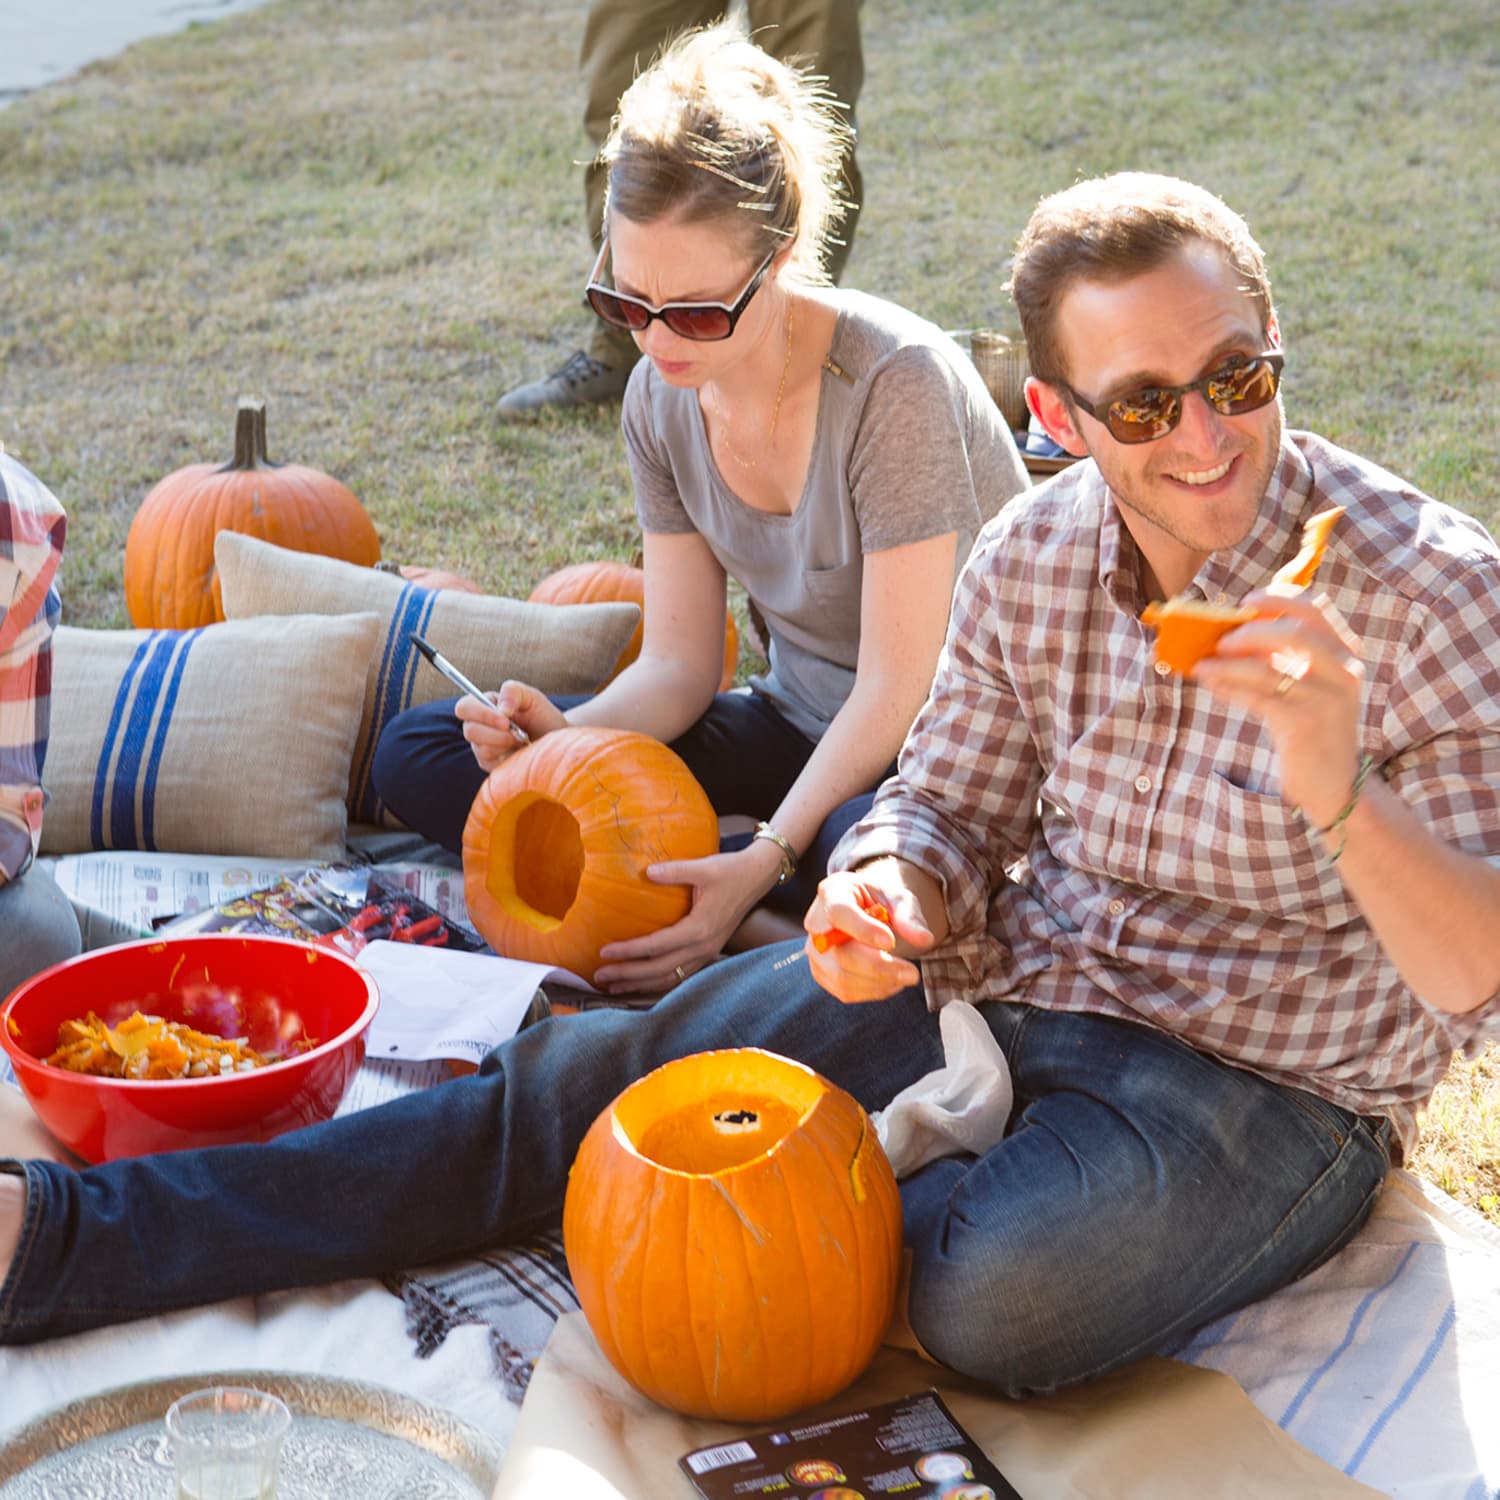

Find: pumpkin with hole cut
<box><xmin>460</xmin><ymin>727</ymin><xmax>718</xmax><ymax>979</ymax></box>
<box><xmin>124</xmin><ymin>397</ymin><xmax>381</xmax><ymax>629</ymax></box>
<box><xmin>563</xmin><ymin>1047</ymin><xmax>903</xmax><ymax>1421</ymax></box>
<box><xmin>528</xmin><ymin>560</ymin><xmax>739</xmax><ymax>690</ymax></box>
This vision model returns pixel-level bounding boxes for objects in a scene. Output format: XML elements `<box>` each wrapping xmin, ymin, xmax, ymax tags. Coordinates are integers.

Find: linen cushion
<box><xmin>215</xmin><ymin>533</ymin><xmax>640</xmax><ymax>826</ymax></box>
<box><xmin>40</xmin><ymin>612</ymin><xmax>381</xmax><ymax>860</ymax></box>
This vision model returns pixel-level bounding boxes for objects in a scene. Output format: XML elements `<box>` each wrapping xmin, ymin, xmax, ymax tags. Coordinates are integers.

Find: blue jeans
<box><xmin>370</xmin><ymin>689</ymin><xmax>887</xmax><ymax>917</ymax></box>
<box><xmin>0</xmin><ymin>950</ymin><xmax>1389</xmax><ymax>1396</ymax></box>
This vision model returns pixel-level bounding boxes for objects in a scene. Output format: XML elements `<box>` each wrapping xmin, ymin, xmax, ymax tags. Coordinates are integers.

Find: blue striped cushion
<box><xmin>40</xmin><ymin>613</ymin><xmax>380</xmax><ymax>859</ymax></box>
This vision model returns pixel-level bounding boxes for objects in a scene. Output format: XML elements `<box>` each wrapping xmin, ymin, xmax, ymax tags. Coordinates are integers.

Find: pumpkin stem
<box><xmin>220</xmin><ymin>396</ymin><xmax>281</xmax><ymax>473</ymax></box>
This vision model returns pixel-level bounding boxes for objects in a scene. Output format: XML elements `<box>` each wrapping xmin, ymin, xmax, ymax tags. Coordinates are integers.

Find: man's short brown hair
<box><xmin>1008</xmin><ymin>173</ymin><xmax>1274</xmax><ymax>387</ymax></box>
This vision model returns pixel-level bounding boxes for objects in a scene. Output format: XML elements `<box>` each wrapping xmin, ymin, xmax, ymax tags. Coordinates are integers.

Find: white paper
<box><xmin>334</xmin><ymin>1056</ymin><xmax>451</xmax><ymax>1114</ymax></box>
<box><xmin>355</xmin><ymin>942</ymin><xmax>596</xmax><ymax>1066</ymax></box>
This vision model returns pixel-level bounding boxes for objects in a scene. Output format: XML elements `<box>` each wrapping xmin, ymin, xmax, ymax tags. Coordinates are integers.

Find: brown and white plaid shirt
<box><xmin>835</xmin><ymin>431</ymin><xmax>1500</xmax><ymax>1154</ymax></box>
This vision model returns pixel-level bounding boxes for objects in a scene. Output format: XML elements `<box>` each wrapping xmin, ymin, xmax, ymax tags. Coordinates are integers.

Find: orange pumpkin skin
<box><xmin>563</xmin><ymin>1048</ymin><xmax>903</xmax><ymax>1422</ymax></box>
<box><xmin>461</xmin><ymin>727</ymin><xmax>718</xmax><ymax>979</ymax></box>
<box><xmin>528</xmin><ymin>560</ymin><xmax>739</xmax><ymax>691</ymax></box>
<box><xmin>124</xmin><ymin>399</ymin><xmax>381</xmax><ymax>628</ymax></box>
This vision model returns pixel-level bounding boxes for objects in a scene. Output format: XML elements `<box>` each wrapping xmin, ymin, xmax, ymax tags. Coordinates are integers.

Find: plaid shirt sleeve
<box><xmin>0</xmin><ymin>453</ymin><xmax>66</xmax><ymax>885</ymax></box>
<box><xmin>831</xmin><ymin>507</ymin><xmax>1048</xmax><ymax>995</ymax></box>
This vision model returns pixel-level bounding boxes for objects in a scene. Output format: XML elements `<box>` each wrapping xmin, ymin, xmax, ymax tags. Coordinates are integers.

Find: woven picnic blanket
<box><xmin>385</xmin><ymin>1233</ymin><xmax>579</xmax><ymax>1406</ymax></box>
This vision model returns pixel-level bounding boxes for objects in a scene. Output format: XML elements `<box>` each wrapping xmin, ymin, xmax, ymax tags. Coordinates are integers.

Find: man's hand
<box><xmin>1190</xmin><ymin>590</ymin><xmax>1366</xmax><ymax>826</ymax></box>
<box><xmin>805</xmin><ymin>865</ymin><xmax>935</xmax><ymax>1004</ymax></box>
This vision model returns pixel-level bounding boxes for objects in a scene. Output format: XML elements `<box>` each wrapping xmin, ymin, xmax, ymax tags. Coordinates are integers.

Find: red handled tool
<box><xmin>811</xmin><ymin>898</ymin><xmax>892</xmax><ymax>952</ymax></box>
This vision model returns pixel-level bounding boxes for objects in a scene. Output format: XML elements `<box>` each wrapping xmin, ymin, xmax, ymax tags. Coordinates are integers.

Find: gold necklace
<box><xmin>709</xmin><ymin>300</ymin><xmax>794</xmax><ymax>473</ymax></box>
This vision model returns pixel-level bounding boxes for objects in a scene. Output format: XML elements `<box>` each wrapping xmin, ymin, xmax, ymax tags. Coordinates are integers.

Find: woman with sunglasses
<box><xmin>373</xmin><ymin>23</ymin><xmax>1028</xmax><ymax>993</ymax></box>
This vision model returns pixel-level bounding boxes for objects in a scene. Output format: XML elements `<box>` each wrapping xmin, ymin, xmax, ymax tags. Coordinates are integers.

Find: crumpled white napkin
<box><xmin>871</xmin><ymin>1002</ymin><xmax>1013</xmax><ymax>1178</ymax></box>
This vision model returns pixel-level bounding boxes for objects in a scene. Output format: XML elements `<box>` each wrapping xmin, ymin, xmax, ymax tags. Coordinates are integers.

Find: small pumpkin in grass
<box><xmin>461</xmin><ymin>727</ymin><xmax>718</xmax><ymax>979</ymax></box>
<box><xmin>528</xmin><ymin>560</ymin><xmax>739</xmax><ymax>691</ymax></box>
<box><xmin>124</xmin><ymin>397</ymin><xmax>381</xmax><ymax>628</ymax></box>
<box><xmin>563</xmin><ymin>1047</ymin><xmax>903</xmax><ymax>1421</ymax></box>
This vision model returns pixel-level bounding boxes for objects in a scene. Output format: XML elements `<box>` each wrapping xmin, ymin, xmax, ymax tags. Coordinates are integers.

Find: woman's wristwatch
<box><xmin>752</xmin><ymin>822</ymin><xmax>798</xmax><ymax>885</ymax></box>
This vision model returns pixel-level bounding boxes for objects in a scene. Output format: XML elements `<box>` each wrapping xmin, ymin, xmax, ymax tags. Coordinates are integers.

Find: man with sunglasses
<box><xmin>806</xmin><ymin>170</ymin><xmax>1500</xmax><ymax>1391</ymax></box>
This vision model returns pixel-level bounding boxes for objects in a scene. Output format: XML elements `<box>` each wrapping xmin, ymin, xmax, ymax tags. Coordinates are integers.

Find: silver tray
<box><xmin>0</xmin><ymin>1369</ymin><xmax>503</xmax><ymax>1498</ymax></box>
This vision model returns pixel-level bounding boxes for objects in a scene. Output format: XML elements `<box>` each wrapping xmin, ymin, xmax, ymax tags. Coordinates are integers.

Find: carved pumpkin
<box><xmin>564</xmin><ymin>1047</ymin><xmax>903</xmax><ymax>1421</ymax></box>
<box><xmin>461</xmin><ymin>727</ymin><xmax>718</xmax><ymax>979</ymax></box>
<box><xmin>124</xmin><ymin>398</ymin><xmax>381</xmax><ymax>628</ymax></box>
<box><xmin>528</xmin><ymin>560</ymin><xmax>739</xmax><ymax>690</ymax></box>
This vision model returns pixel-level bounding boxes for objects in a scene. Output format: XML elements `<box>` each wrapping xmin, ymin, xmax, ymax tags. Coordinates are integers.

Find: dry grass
<box><xmin>1</xmin><ymin>0</ymin><xmax>1497</xmax><ymax>1223</ymax></box>
<box><xmin>1408</xmin><ymin>1050</ymin><xmax>1500</xmax><ymax>1221</ymax></box>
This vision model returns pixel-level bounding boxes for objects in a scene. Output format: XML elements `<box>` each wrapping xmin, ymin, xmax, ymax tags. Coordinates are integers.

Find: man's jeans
<box><xmin>0</xmin><ymin>944</ymin><xmax>1389</xmax><ymax>1395</ymax></box>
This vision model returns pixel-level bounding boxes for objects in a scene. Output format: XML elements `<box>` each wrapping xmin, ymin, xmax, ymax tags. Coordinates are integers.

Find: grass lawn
<box><xmin>1</xmin><ymin>0</ymin><xmax>1495</xmax><ymax>1221</ymax></box>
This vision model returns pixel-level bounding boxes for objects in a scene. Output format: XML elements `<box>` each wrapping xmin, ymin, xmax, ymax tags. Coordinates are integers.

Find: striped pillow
<box><xmin>39</xmin><ymin>613</ymin><xmax>380</xmax><ymax>860</ymax></box>
<box><xmin>214</xmin><ymin>533</ymin><xmax>640</xmax><ymax>826</ymax></box>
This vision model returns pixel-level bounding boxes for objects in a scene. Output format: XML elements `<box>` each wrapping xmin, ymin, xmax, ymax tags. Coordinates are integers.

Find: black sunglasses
<box><xmin>583</xmin><ymin>239</ymin><xmax>777</xmax><ymax>342</ymax></box>
<box><xmin>1061</xmin><ymin>351</ymin><xmax>1285</xmax><ymax>445</ymax></box>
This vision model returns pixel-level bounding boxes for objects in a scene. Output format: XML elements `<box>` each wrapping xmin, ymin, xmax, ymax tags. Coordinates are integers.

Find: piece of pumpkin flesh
<box><xmin>1139</xmin><ymin>505</ymin><xmax>1345</xmax><ymax>657</ymax></box>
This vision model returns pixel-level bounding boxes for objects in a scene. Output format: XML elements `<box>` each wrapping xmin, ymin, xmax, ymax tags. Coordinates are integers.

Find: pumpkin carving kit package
<box><xmin>680</xmin><ymin>1389</ymin><xmax>1026</xmax><ymax>1499</ymax></box>
<box><xmin>157</xmin><ymin>862</ymin><xmax>485</xmax><ymax>956</ymax></box>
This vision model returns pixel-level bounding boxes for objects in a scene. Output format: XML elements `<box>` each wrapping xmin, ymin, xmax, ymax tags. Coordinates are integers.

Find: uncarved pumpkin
<box><xmin>528</xmin><ymin>560</ymin><xmax>739</xmax><ymax>691</ymax></box>
<box><xmin>124</xmin><ymin>397</ymin><xmax>381</xmax><ymax>628</ymax></box>
<box><xmin>563</xmin><ymin>1047</ymin><xmax>903</xmax><ymax>1421</ymax></box>
<box><xmin>461</xmin><ymin>727</ymin><xmax>718</xmax><ymax>979</ymax></box>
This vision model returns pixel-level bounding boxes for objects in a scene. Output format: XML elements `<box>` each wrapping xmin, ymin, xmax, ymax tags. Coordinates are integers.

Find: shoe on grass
<box><xmin>494</xmin><ymin>350</ymin><xmax>630</xmax><ymax>422</ymax></box>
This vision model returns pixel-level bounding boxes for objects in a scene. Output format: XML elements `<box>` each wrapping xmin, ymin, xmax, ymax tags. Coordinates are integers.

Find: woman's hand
<box><xmin>804</xmin><ymin>868</ymin><xmax>929</xmax><ymax>1003</ymax></box>
<box><xmin>454</xmin><ymin>681</ymin><xmax>569</xmax><ymax>773</ymax></box>
<box><xmin>592</xmin><ymin>841</ymin><xmax>787</xmax><ymax>994</ymax></box>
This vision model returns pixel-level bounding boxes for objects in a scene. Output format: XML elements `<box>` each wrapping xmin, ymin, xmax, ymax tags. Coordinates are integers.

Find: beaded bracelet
<box><xmin>1312</xmin><ymin>753</ymin><xmax>1375</xmax><ymax>863</ymax></box>
<box><xmin>752</xmin><ymin>822</ymin><xmax>798</xmax><ymax>885</ymax></box>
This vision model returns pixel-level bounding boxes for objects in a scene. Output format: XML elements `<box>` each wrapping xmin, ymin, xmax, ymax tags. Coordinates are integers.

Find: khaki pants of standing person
<box><xmin>580</xmin><ymin>0</ymin><xmax>865</xmax><ymax>369</ymax></box>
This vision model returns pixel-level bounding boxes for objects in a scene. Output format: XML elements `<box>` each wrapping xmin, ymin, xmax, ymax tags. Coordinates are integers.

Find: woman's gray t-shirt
<box><xmin>623</xmin><ymin>289</ymin><xmax>1030</xmax><ymax>740</ymax></box>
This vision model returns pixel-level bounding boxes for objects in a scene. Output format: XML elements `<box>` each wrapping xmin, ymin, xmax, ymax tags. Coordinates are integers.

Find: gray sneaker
<box><xmin>494</xmin><ymin>350</ymin><xmax>631</xmax><ymax>422</ymax></box>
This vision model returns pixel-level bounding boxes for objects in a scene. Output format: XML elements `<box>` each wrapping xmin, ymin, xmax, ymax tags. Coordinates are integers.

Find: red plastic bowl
<box><xmin>1</xmin><ymin>934</ymin><xmax>379</xmax><ymax>1163</ymax></box>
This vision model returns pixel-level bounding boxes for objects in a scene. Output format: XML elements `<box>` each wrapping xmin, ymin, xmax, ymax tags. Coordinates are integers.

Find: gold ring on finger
<box><xmin>1274</xmin><ymin>671</ymin><xmax>1297</xmax><ymax>698</ymax></box>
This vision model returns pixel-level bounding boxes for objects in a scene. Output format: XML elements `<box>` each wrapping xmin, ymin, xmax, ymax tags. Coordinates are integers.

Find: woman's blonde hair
<box><xmin>599</xmin><ymin>21</ymin><xmax>854</xmax><ymax>284</ymax></box>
